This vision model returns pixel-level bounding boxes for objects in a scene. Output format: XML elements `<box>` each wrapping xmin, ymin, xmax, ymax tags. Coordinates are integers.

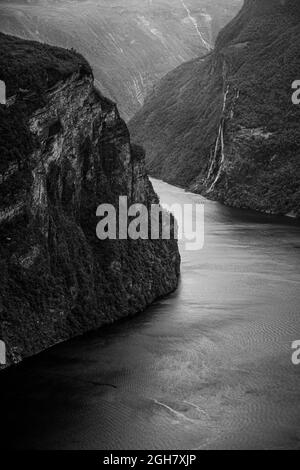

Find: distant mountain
<box><xmin>130</xmin><ymin>0</ymin><xmax>300</xmax><ymax>217</ymax></box>
<box><xmin>0</xmin><ymin>0</ymin><xmax>242</xmax><ymax>119</ymax></box>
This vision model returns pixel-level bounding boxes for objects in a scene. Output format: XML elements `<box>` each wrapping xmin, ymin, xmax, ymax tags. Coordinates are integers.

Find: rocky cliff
<box><xmin>130</xmin><ymin>0</ymin><xmax>300</xmax><ymax>217</ymax></box>
<box><xmin>0</xmin><ymin>33</ymin><xmax>180</xmax><ymax>368</ymax></box>
<box><xmin>0</xmin><ymin>0</ymin><xmax>242</xmax><ymax>119</ymax></box>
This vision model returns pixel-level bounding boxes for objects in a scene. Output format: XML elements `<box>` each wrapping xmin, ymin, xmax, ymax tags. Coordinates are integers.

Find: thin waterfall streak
<box><xmin>180</xmin><ymin>0</ymin><xmax>212</xmax><ymax>51</ymax></box>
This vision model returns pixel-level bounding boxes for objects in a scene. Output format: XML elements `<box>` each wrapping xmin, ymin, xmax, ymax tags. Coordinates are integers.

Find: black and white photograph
<box><xmin>0</xmin><ymin>0</ymin><xmax>300</xmax><ymax>454</ymax></box>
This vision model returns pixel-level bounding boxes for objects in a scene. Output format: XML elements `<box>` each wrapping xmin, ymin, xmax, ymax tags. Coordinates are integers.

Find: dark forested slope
<box><xmin>0</xmin><ymin>33</ymin><xmax>180</xmax><ymax>367</ymax></box>
<box><xmin>130</xmin><ymin>0</ymin><xmax>300</xmax><ymax>216</ymax></box>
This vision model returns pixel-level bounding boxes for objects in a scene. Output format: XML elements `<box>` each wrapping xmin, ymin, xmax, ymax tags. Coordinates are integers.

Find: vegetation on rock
<box><xmin>130</xmin><ymin>0</ymin><xmax>300</xmax><ymax>216</ymax></box>
<box><xmin>0</xmin><ymin>33</ymin><xmax>180</xmax><ymax>367</ymax></box>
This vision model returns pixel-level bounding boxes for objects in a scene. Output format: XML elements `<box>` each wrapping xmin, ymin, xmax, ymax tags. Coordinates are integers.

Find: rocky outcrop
<box><xmin>130</xmin><ymin>0</ymin><xmax>300</xmax><ymax>216</ymax></box>
<box><xmin>0</xmin><ymin>34</ymin><xmax>180</xmax><ymax>368</ymax></box>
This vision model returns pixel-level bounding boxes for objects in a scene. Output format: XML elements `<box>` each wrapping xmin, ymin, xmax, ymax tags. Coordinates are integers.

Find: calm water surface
<box><xmin>1</xmin><ymin>179</ymin><xmax>300</xmax><ymax>449</ymax></box>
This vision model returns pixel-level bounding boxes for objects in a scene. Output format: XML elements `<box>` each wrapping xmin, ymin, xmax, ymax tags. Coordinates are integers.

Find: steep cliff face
<box><xmin>0</xmin><ymin>0</ymin><xmax>242</xmax><ymax>120</ymax></box>
<box><xmin>130</xmin><ymin>0</ymin><xmax>300</xmax><ymax>216</ymax></box>
<box><xmin>0</xmin><ymin>33</ymin><xmax>180</xmax><ymax>368</ymax></box>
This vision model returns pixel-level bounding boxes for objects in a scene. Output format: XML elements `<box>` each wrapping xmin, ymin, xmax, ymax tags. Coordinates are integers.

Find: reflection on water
<box><xmin>1</xmin><ymin>179</ymin><xmax>300</xmax><ymax>449</ymax></box>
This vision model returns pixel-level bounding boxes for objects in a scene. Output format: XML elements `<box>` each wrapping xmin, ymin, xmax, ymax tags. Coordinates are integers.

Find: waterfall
<box><xmin>207</xmin><ymin>86</ymin><xmax>230</xmax><ymax>192</ymax></box>
<box><xmin>180</xmin><ymin>0</ymin><xmax>212</xmax><ymax>51</ymax></box>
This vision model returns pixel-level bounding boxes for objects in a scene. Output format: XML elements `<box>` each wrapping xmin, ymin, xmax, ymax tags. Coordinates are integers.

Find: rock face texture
<box><xmin>0</xmin><ymin>0</ymin><xmax>242</xmax><ymax>120</ymax></box>
<box><xmin>130</xmin><ymin>0</ymin><xmax>300</xmax><ymax>216</ymax></box>
<box><xmin>0</xmin><ymin>33</ymin><xmax>180</xmax><ymax>368</ymax></box>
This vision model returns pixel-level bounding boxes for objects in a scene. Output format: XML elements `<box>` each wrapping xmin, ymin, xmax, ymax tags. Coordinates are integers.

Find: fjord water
<box><xmin>1</xmin><ymin>179</ymin><xmax>300</xmax><ymax>450</ymax></box>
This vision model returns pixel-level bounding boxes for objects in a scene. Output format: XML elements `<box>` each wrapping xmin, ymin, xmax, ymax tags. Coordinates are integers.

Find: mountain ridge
<box><xmin>130</xmin><ymin>0</ymin><xmax>300</xmax><ymax>216</ymax></box>
<box><xmin>0</xmin><ymin>0</ymin><xmax>242</xmax><ymax>119</ymax></box>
